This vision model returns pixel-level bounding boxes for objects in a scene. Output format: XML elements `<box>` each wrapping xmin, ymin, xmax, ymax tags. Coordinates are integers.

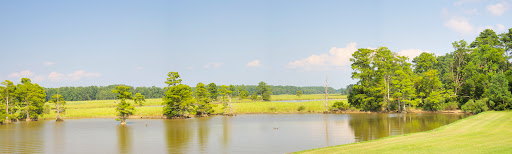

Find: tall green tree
<box><xmin>49</xmin><ymin>94</ymin><xmax>66</xmax><ymax>121</ymax></box>
<box><xmin>1</xmin><ymin>80</ymin><xmax>16</xmax><ymax>122</ymax></box>
<box><xmin>113</xmin><ymin>85</ymin><xmax>135</xmax><ymax>125</ymax></box>
<box><xmin>163</xmin><ymin>72</ymin><xmax>195</xmax><ymax>118</ymax></box>
<box><xmin>257</xmin><ymin>81</ymin><xmax>271</xmax><ymax>101</ymax></box>
<box><xmin>412</xmin><ymin>52</ymin><xmax>437</xmax><ymax>74</ymax></box>
<box><xmin>296</xmin><ymin>90</ymin><xmax>303</xmax><ymax>97</ymax></box>
<box><xmin>15</xmin><ymin>78</ymin><xmax>46</xmax><ymax>121</ymax></box>
<box><xmin>483</xmin><ymin>73</ymin><xmax>512</xmax><ymax>110</ymax></box>
<box><xmin>195</xmin><ymin>82</ymin><xmax>214</xmax><ymax>116</ymax></box>
<box><xmin>392</xmin><ymin>56</ymin><xmax>416</xmax><ymax>112</ymax></box>
<box><xmin>470</xmin><ymin>29</ymin><xmax>501</xmax><ymax>48</ymax></box>
<box><xmin>133</xmin><ymin>93</ymin><xmax>146</xmax><ymax>106</ymax></box>
<box><xmin>219</xmin><ymin>85</ymin><xmax>232</xmax><ymax>114</ymax></box>
<box><xmin>207</xmin><ymin>83</ymin><xmax>218</xmax><ymax>102</ymax></box>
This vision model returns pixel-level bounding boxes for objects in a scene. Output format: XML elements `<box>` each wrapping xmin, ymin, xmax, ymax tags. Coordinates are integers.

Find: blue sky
<box><xmin>0</xmin><ymin>0</ymin><xmax>511</xmax><ymax>88</ymax></box>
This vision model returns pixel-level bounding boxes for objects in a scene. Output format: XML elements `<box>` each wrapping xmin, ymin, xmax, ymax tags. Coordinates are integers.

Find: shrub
<box><xmin>269</xmin><ymin>106</ymin><xmax>277</xmax><ymax>112</ymax></box>
<box><xmin>444</xmin><ymin>101</ymin><xmax>458</xmax><ymax>110</ymax></box>
<box><xmin>462</xmin><ymin>99</ymin><xmax>489</xmax><ymax>114</ymax></box>
<box><xmin>331</xmin><ymin>101</ymin><xmax>350</xmax><ymax>111</ymax></box>
<box><xmin>297</xmin><ymin>105</ymin><xmax>306</xmax><ymax>111</ymax></box>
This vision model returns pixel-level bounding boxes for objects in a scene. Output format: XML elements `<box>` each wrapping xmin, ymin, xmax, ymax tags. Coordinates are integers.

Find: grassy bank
<box><xmin>295</xmin><ymin>111</ymin><xmax>512</xmax><ymax>153</ymax></box>
<box><xmin>40</xmin><ymin>95</ymin><xmax>347</xmax><ymax>119</ymax></box>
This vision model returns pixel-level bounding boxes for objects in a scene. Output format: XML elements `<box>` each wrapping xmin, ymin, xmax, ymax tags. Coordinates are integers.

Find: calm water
<box><xmin>0</xmin><ymin>113</ymin><xmax>467</xmax><ymax>154</ymax></box>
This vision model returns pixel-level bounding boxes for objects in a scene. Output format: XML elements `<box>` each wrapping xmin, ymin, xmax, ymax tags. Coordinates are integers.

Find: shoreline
<box><xmin>36</xmin><ymin>110</ymin><xmax>470</xmax><ymax>120</ymax></box>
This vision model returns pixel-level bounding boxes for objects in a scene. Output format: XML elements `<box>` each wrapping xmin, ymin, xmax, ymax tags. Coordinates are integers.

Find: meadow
<box><xmin>295</xmin><ymin>111</ymin><xmax>512</xmax><ymax>153</ymax></box>
<box><xmin>40</xmin><ymin>94</ymin><xmax>347</xmax><ymax>119</ymax></box>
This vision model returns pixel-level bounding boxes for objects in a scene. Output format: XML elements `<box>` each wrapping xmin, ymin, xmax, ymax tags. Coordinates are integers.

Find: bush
<box><xmin>297</xmin><ymin>105</ymin><xmax>306</xmax><ymax>111</ymax></box>
<box><xmin>444</xmin><ymin>101</ymin><xmax>458</xmax><ymax>110</ymax></box>
<box><xmin>269</xmin><ymin>106</ymin><xmax>277</xmax><ymax>112</ymax></box>
<box><xmin>331</xmin><ymin>101</ymin><xmax>350</xmax><ymax>111</ymax></box>
<box><xmin>462</xmin><ymin>99</ymin><xmax>489</xmax><ymax>114</ymax></box>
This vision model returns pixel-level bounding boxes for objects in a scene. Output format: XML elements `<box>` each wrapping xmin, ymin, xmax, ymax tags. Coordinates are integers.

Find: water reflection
<box><xmin>0</xmin><ymin>121</ymin><xmax>45</xmax><ymax>153</ymax></box>
<box><xmin>165</xmin><ymin>119</ymin><xmax>193</xmax><ymax>154</ymax></box>
<box><xmin>348</xmin><ymin>113</ymin><xmax>467</xmax><ymax>142</ymax></box>
<box><xmin>117</xmin><ymin>125</ymin><xmax>132</xmax><ymax>154</ymax></box>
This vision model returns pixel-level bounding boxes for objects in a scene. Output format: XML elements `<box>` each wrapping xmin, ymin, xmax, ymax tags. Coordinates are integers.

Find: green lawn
<box><xmin>295</xmin><ymin>111</ymin><xmax>512</xmax><ymax>154</ymax></box>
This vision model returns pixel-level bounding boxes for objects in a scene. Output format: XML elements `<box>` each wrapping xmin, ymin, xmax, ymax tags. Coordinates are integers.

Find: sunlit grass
<box><xmin>40</xmin><ymin>94</ymin><xmax>347</xmax><ymax>119</ymax></box>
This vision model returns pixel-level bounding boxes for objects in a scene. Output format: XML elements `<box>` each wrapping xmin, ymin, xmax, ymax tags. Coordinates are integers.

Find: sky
<box><xmin>0</xmin><ymin>0</ymin><xmax>511</xmax><ymax>89</ymax></box>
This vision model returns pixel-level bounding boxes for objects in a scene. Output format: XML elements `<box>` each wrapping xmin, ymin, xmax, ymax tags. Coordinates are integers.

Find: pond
<box><xmin>0</xmin><ymin>113</ymin><xmax>468</xmax><ymax>154</ymax></box>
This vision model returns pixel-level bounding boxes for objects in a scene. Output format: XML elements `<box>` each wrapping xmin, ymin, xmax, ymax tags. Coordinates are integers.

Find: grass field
<box><xmin>295</xmin><ymin>111</ymin><xmax>512</xmax><ymax>154</ymax></box>
<box><xmin>40</xmin><ymin>94</ymin><xmax>347</xmax><ymax>119</ymax></box>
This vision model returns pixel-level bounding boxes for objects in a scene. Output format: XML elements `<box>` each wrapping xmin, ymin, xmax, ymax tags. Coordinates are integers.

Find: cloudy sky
<box><xmin>0</xmin><ymin>0</ymin><xmax>510</xmax><ymax>88</ymax></box>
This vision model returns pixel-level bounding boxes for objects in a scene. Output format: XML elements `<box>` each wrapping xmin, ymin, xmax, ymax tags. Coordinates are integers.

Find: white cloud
<box><xmin>496</xmin><ymin>24</ymin><xmax>506</xmax><ymax>31</ymax></box>
<box><xmin>48</xmin><ymin>70</ymin><xmax>101</xmax><ymax>82</ymax></box>
<box><xmin>135</xmin><ymin>67</ymin><xmax>144</xmax><ymax>70</ymax></box>
<box><xmin>397</xmin><ymin>49</ymin><xmax>431</xmax><ymax>59</ymax></box>
<box><xmin>8</xmin><ymin>70</ymin><xmax>34</xmax><ymax>78</ymax></box>
<box><xmin>287</xmin><ymin>42</ymin><xmax>357</xmax><ymax>71</ymax></box>
<box><xmin>487</xmin><ymin>2</ymin><xmax>508</xmax><ymax>16</ymax></box>
<box><xmin>444</xmin><ymin>16</ymin><xmax>475</xmax><ymax>35</ymax></box>
<box><xmin>43</xmin><ymin>61</ymin><xmax>55</xmax><ymax>66</ymax></box>
<box><xmin>33</xmin><ymin>75</ymin><xmax>45</xmax><ymax>82</ymax></box>
<box><xmin>203</xmin><ymin>62</ymin><xmax>223</xmax><ymax>69</ymax></box>
<box><xmin>247</xmin><ymin>60</ymin><xmax>261</xmax><ymax>67</ymax></box>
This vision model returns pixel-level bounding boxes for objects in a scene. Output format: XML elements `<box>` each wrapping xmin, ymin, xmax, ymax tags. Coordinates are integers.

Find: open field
<box><xmin>295</xmin><ymin>111</ymin><xmax>512</xmax><ymax>154</ymax></box>
<box><xmin>40</xmin><ymin>94</ymin><xmax>348</xmax><ymax>119</ymax></box>
<box><xmin>271</xmin><ymin>94</ymin><xmax>346</xmax><ymax>101</ymax></box>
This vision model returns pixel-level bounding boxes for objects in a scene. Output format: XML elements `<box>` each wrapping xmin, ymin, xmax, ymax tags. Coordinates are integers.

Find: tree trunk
<box><xmin>5</xmin><ymin>95</ymin><xmax>9</xmax><ymax>123</ymax></box>
<box><xmin>56</xmin><ymin>101</ymin><xmax>63</xmax><ymax>121</ymax></box>
<box><xmin>120</xmin><ymin>117</ymin><xmax>126</xmax><ymax>125</ymax></box>
<box><xmin>26</xmin><ymin>100</ymin><xmax>31</xmax><ymax>121</ymax></box>
<box><xmin>229</xmin><ymin>95</ymin><xmax>232</xmax><ymax>114</ymax></box>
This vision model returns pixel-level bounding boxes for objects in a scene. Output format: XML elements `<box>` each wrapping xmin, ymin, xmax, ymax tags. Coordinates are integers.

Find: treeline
<box><xmin>44</xmin><ymin>86</ymin><xmax>166</xmax><ymax>101</ymax></box>
<box><xmin>44</xmin><ymin>85</ymin><xmax>341</xmax><ymax>101</ymax></box>
<box><xmin>349</xmin><ymin>28</ymin><xmax>512</xmax><ymax>113</ymax></box>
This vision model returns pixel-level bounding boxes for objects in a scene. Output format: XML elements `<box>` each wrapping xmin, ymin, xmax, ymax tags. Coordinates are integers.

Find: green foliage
<box><xmin>413</xmin><ymin>52</ymin><xmax>437</xmax><ymax>74</ymax></box>
<box><xmin>163</xmin><ymin>82</ymin><xmax>195</xmax><ymax>118</ymax></box>
<box><xmin>207</xmin><ymin>83</ymin><xmax>218</xmax><ymax>101</ymax></box>
<box><xmin>113</xmin><ymin>85</ymin><xmax>135</xmax><ymax>122</ymax></box>
<box><xmin>194</xmin><ymin>82</ymin><xmax>214</xmax><ymax>115</ymax></box>
<box><xmin>239</xmin><ymin>89</ymin><xmax>249</xmax><ymax>99</ymax></box>
<box><xmin>165</xmin><ymin>72</ymin><xmax>182</xmax><ymax>87</ymax></box>
<box><xmin>483</xmin><ymin>73</ymin><xmax>512</xmax><ymax>110</ymax></box>
<box><xmin>444</xmin><ymin>101</ymin><xmax>459</xmax><ymax>110</ymax></box>
<box><xmin>250</xmin><ymin>92</ymin><xmax>258</xmax><ymax>100</ymax></box>
<box><xmin>470</xmin><ymin>29</ymin><xmax>501</xmax><ymax>48</ymax></box>
<box><xmin>461</xmin><ymin>99</ymin><xmax>489</xmax><ymax>114</ymax></box>
<box><xmin>15</xmin><ymin>78</ymin><xmax>46</xmax><ymax>120</ymax></box>
<box><xmin>330</xmin><ymin>101</ymin><xmax>350</xmax><ymax>111</ymax></box>
<box><xmin>257</xmin><ymin>81</ymin><xmax>272</xmax><ymax>101</ymax></box>
<box><xmin>296</xmin><ymin>90</ymin><xmax>303</xmax><ymax>97</ymax></box>
<box><xmin>133</xmin><ymin>93</ymin><xmax>146</xmax><ymax>106</ymax></box>
<box><xmin>297</xmin><ymin>105</ymin><xmax>306</xmax><ymax>111</ymax></box>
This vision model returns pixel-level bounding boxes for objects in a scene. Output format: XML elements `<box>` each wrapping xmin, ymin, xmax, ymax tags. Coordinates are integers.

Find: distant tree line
<box><xmin>44</xmin><ymin>85</ymin><xmax>344</xmax><ymax>102</ymax></box>
<box><xmin>44</xmin><ymin>86</ymin><xmax>166</xmax><ymax>101</ymax></box>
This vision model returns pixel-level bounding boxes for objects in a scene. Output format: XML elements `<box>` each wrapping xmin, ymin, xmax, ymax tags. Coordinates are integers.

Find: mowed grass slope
<box><xmin>296</xmin><ymin>111</ymin><xmax>512</xmax><ymax>154</ymax></box>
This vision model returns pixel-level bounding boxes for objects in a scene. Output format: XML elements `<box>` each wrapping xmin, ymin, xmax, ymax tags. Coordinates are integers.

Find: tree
<box><xmin>113</xmin><ymin>85</ymin><xmax>135</xmax><ymax>125</ymax></box>
<box><xmin>392</xmin><ymin>56</ymin><xmax>415</xmax><ymax>112</ymax></box>
<box><xmin>207</xmin><ymin>83</ymin><xmax>218</xmax><ymax>102</ymax></box>
<box><xmin>163</xmin><ymin>72</ymin><xmax>195</xmax><ymax>118</ymax></box>
<box><xmin>15</xmin><ymin>78</ymin><xmax>46</xmax><ymax>121</ymax></box>
<box><xmin>165</xmin><ymin>72</ymin><xmax>182</xmax><ymax>87</ymax></box>
<box><xmin>470</xmin><ymin>29</ymin><xmax>501</xmax><ymax>48</ymax></box>
<box><xmin>483</xmin><ymin>73</ymin><xmax>512</xmax><ymax>110</ymax></box>
<box><xmin>296</xmin><ymin>90</ymin><xmax>303</xmax><ymax>97</ymax></box>
<box><xmin>413</xmin><ymin>52</ymin><xmax>437</xmax><ymax>74</ymax></box>
<box><xmin>251</xmin><ymin>92</ymin><xmax>258</xmax><ymax>100</ymax></box>
<box><xmin>219</xmin><ymin>85</ymin><xmax>233</xmax><ymax>114</ymax></box>
<box><xmin>239</xmin><ymin>89</ymin><xmax>249</xmax><ymax>99</ymax></box>
<box><xmin>257</xmin><ymin>81</ymin><xmax>271</xmax><ymax>101</ymax></box>
<box><xmin>1</xmin><ymin>80</ymin><xmax>16</xmax><ymax>122</ymax></box>
<box><xmin>499</xmin><ymin>28</ymin><xmax>512</xmax><ymax>68</ymax></box>
<box><xmin>49</xmin><ymin>94</ymin><xmax>66</xmax><ymax>121</ymax></box>
<box><xmin>195</xmin><ymin>82</ymin><xmax>214</xmax><ymax>116</ymax></box>
<box><xmin>133</xmin><ymin>93</ymin><xmax>146</xmax><ymax>106</ymax></box>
